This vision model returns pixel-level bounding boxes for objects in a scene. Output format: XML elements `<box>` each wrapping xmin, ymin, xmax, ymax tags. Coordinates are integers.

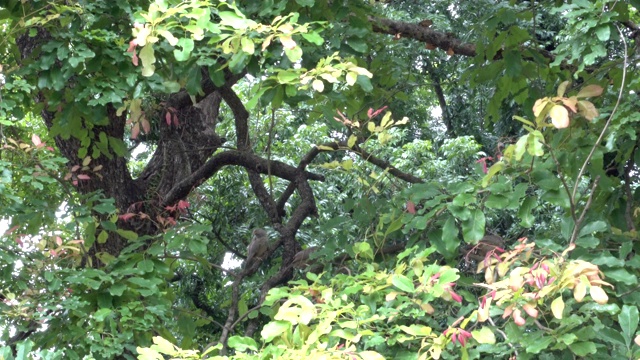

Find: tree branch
<box><xmin>162</xmin><ymin>151</ymin><xmax>324</xmax><ymax>206</ymax></box>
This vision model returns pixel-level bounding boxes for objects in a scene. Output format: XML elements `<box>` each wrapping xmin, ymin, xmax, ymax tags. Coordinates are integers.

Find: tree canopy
<box><xmin>0</xmin><ymin>0</ymin><xmax>639</xmax><ymax>359</ymax></box>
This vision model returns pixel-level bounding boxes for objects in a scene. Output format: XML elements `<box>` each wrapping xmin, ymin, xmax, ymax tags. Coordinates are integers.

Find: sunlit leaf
<box><xmin>551</xmin><ymin>296</ymin><xmax>564</xmax><ymax>319</ymax></box>
<box><xmin>549</xmin><ymin>105</ymin><xmax>570</xmax><ymax>129</ymax></box>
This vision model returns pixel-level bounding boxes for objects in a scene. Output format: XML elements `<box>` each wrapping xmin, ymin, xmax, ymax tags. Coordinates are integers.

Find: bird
<box><xmin>244</xmin><ymin>228</ymin><xmax>269</xmax><ymax>270</ymax></box>
<box><xmin>292</xmin><ymin>246</ymin><xmax>319</xmax><ymax>269</ymax></box>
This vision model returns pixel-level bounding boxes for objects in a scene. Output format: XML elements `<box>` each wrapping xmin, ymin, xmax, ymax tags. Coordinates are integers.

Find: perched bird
<box><xmin>244</xmin><ymin>228</ymin><xmax>269</xmax><ymax>269</ymax></box>
<box><xmin>292</xmin><ymin>246</ymin><xmax>319</xmax><ymax>269</ymax></box>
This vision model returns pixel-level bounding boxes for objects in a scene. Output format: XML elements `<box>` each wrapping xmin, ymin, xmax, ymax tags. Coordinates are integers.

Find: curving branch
<box><xmin>307</xmin><ymin>141</ymin><xmax>424</xmax><ymax>184</ymax></box>
<box><xmin>163</xmin><ymin>150</ymin><xmax>324</xmax><ymax>206</ymax></box>
<box><xmin>369</xmin><ymin>17</ymin><xmax>555</xmax><ymax>62</ymax></box>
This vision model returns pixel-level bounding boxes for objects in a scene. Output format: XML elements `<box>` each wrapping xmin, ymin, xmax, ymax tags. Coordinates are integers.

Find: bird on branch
<box><xmin>244</xmin><ymin>228</ymin><xmax>269</xmax><ymax>270</ymax></box>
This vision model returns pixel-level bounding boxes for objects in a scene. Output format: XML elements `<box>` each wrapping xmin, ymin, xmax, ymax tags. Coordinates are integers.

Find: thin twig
<box><xmin>571</xmin><ymin>25</ymin><xmax>628</xmax><ymax>202</ymax></box>
<box><xmin>569</xmin><ymin>176</ymin><xmax>601</xmax><ymax>244</ymax></box>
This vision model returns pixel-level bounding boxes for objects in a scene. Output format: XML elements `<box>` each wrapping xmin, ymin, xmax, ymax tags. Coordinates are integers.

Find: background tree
<box><xmin>0</xmin><ymin>0</ymin><xmax>639</xmax><ymax>359</ymax></box>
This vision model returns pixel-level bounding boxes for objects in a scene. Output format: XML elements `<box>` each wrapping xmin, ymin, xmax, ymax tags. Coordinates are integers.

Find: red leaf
<box><xmin>127</xmin><ymin>40</ymin><xmax>137</xmax><ymax>53</ymax></box>
<box><xmin>141</xmin><ymin>118</ymin><xmax>151</xmax><ymax>134</ymax></box>
<box><xmin>370</xmin><ymin>106</ymin><xmax>388</xmax><ymax>118</ymax></box>
<box><xmin>448</xmin><ymin>289</ymin><xmax>462</xmax><ymax>303</ymax></box>
<box><xmin>118</xmin><ymin>213</ymin><xmax>137</xmax><ymax>221</ymax></box>
<box><xmin>4</xmin><ymin>225</ymin><xmax>19</xmax><ymax>236</ymax></box>
<box><xmin>177</xmin><ymin>200</ymin><xmax>190</xmax><ymax>210</ymax></box>
<box><xmin>131</xmin><ymin>122</ymin><xmax>140</xmax><ymax>139</ymax></box>
<box><xmin>476</xmin><ymin>156</ymin><xmax>493</xmax><ymax>174</ymax></box>
<box><xmin>172</xmin><ymin>113</ymin><xmax>179</xmax><ymax>127</ymax></box>
<box><xmin>132</xmin><ymin>52</ymin><xmax>139</xmax><ymax>66</ymax></box>
<box><xmin>406</xmin><ymin>200</ymin><xmax>416</xmax><ymax>214</ymax></box>
<box><xmin>77</xmin><ymin>174</ymin><xmax>91</xmax><ymax>180</ymax></box>
<box><xmin>32</xmin><ymin>134</ymin><xmax>42</xmax><ymax>147</ymax></box>
<box><xmin>165</xmin><ymin>112</ymin><xmax>172</xmax><ymax>126</ymax></box>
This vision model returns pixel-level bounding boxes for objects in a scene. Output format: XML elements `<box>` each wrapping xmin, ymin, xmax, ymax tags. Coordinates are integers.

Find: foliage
<box><xmin>0</xmin><ymin>0</ymin><xmax>639</xmax><ymax>359</ymax></box>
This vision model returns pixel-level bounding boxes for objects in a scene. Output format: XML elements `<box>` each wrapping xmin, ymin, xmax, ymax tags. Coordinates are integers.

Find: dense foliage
<box><xmin>0</xmin><ymin>0</ymin><xmax>639</xmax><ymax>359</ymax></box>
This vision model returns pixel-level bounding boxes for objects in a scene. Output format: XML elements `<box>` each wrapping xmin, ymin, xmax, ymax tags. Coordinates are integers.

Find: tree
<box><xmin>0</xmin><ymin>0</ymin><xmax>639</xmax><ymax>359</ymax></box>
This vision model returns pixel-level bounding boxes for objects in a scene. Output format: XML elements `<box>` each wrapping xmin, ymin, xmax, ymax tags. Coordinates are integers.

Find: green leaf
<box><xmin>219</xmin><ymin>11</ymin><xmax>250</xmax><ymax>29</ymax></box>
<box><xmin>568</xmin><ymin>341</ymin><xmax>597</xmax><ymax>356</ymax></box>
<box><xmin>400</xmin><ymin>324</ymin><xmax>432</xmax><ymax>336</ymax></box>
<box><xmin>261</xmin><ymin>320</ymin><xmax>291</xmax><ymax>342</ymax></box>
<box><xmin>441</xmin><ymin>216</ymin><xmax>459</xmax><ymax>255</ymax></box>
<box><xmin>276</xmin><ymin>70</ymin><xmax>300</xmax><ymax>84</ymax></box>
<box><xmin>109</xmin><ymin>283</ymin><xmax>127</xmax><ymax>296</ymax></box>
<box><xmin>578</xmin><ymin>221</ymin><xmax>608</xmax><ymax>237</ymax></box>
<box><xmin>525</xmin><ymin>336</ymin><xmax>553</xmax><ymax>353</ymax></box>
<box><xmin>139</xmin><ymin>44</ymin><xmax>156</xmax><ymax>77</ymax></box>
<box><xmin>301</xmin><ymin>31</ymin><xmax>323</xmax><ymax>45</ymax></box>
<box><xmin>594</xmin><ymin>25</ymin><xmax>610</xmax><ymax>41</ymax></box>
<box><xmin>116</xmin><ymin>229</ymin><xmax>138</xmax><ymax>241</ymax></box>
<box><xmin>471</xmin><ymin>327</ymin><xmax>496</xmax><ymax>344</ymax></box>
<box><xmin>93</xmin><ymin>308</ymin><xmax>113</xmax><ymax>321</ymax></box>
<box><xmin>356</xmin><ymin>75</ymin><xmax>373</xmax><ymax>92</ymax></box>
<box><xmin>97</xmin><ymin>230</ymin><xmax>109</xmax><ymax>244</ymax></box>
<box><xmin>15</xmin><ymin>340</ymin><xmax>33</xmax><ymax>360</ymax></box>
<box><xmin>518</xmin><ymin>197</ymin><xmax>537</xmax><ymax>228</ymax></box>
<box><xmin>173</xmin><ymin>38</ymin><xmax>194</xmax><ymax>61</ymax></box>
<box><xmin>462</xmin><ymin>209</ymin><xmax>485</xmax><ymax>243</ymax></box>
<box><xmin>228</xmin><ymin>336</ymin><xmax>258</xmax><ymax>352</ymax></box>
<box><xmin>229</xmin><ymin>52</ymin><xmax>249</xmax><ymax>74</ymax></box>
<box><xmin>514</xmin><ymin>134</ymin><xmax>528</xmax><ymax>160</ymax></box>
<box><xmin>391</xmin><ymin>274</ymin><xmax>415</xmax><ymax>293</ymax></box>
<box><xmin>109</xmin><ymin>137</ymin><xmax>127</xmax><ymax>156</ymax></box>
<box><xmin>604</xmin><ymin>268</ymin><xmax>638</xmax><ymax>286</ymax></box>
<box><xmin>485</xmin><ymin>194</ymin><xmax>510</xmax><ymax>209</ymax></box>
<box><xmin>618</xmin><ymin>305</ymin><xmax>639</xmax><ymax>348</ymax></box>
<box><xmin>482</xmin><ymin>161</ymin><xmax>505</xmax><ymax>187</ymax></box>
<box><xmin>345</xmin><ymin>38</ymin><xmax>367</xmax><ymax>53</ymax></box>
<box><xmin>138</xmin><ymin>259</ymin><xmax>154</xmax><ymax>272</ymax></box>
<box><xmin>284</xmin><ymin>46</ymin><xmax>303</xmax><ymax>63</ymax></box>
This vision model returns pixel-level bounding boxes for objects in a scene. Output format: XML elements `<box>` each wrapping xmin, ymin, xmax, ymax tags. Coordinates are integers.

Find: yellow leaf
<box><xmin>262</xmin><ymin>35</ymin><xmax>273</xmax><ymax>51</ymax></box>
<box><xmin>557</xmin><ymin>80</ymin><xmax>570</xmax><ymax>97</ymax></box>
<box><xmin>576</xmin><ymin>84</ymin><xmax>604</xmax><ymax>98</ymax></box>
<box><xmin>345</xmin><ymin>72</ymin><xmax>357</xmax><ymax>86</ymax></box>
<box><xmin>589</xmin><ymin>286</ymin><xmax>608</xmax><ymax>304</ymax></box>
<box><xmin>551</xmin><ymin>296</ymin><xmax>564</xmax><ymax>319</ymax></box>
<box><xmin>279</xmin><ymin>35</ymin><xmax>296</xmax><ymax>49</ymax></box>
<box><xmin>485</xmin><ymin>266</ymin><xmax>495</xmax><ymax>285</ymax></box>
<box><xmin>532</xmin><ymin>98</ymin><xmax>549</xmax><ymax>117</ymax></box>
<box><xmin>380</xmin><ymin>112</ymin><xmax>392</xmax><ymax>128</ymax></box>
<box><xmin>549</xmin><ymin>105</ymin><xmax>570</xmax><ymax>129</ymax></box>
<box><xmin>82</xmin><ymin>156</ymin><xmax>92</xmax><ymax>166</ymax></box>
<box><xmin>316</xmin><ymin>145</ymin><xmax>335</xmax><ymax>151</ymax></box>
<box><xmin>478</xmin><ymin>297</ymin><xmax>491</xmax><ymax>322</ymax></box>
<box><xmin>577</xmin><ymin>100</ymin><xmax>599</xmax><ymax>121</ymax></box>
<box><xmin>472</xmin><ymin>327</ymin><xmax>496</xmax><ymax>344</ymax></box>
<box><xmin>312</xmin><ymin>79</ymin><xmax>324</xmax><ymax>92</ymax></box>
<box><xmin>574</xmin><ymin>281</ymin><xmax>587</xmax><ymax>302</ymax></box>
<box><xmin>367</xmin><ymin>121</ymin><xmax>376</xmax><ymax>132</ymax></box>
<box><xmin>341</xmin><ymin>159</ymin><xmax>353</xmax><ymax>170</ymax></box>
<box><xmin>559</xmin><ymin>96</ymin><xmax>578</xmax><ymax>113</ymax></box>
<box><xmin>319</xmin><ymin>73</ymin><xmax>339</xmax><ymax>83</ymax></box>
<box><xmin>347</xmin><ymin>135</ymin><xmax>357</xmax><ymax>148</ymax></box>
